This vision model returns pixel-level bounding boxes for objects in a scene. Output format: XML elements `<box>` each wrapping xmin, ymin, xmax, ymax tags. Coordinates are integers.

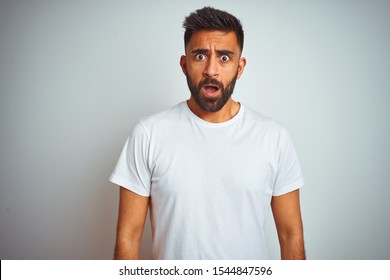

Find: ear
<box><xmin>236</xmin><ymin>57</ymin><xmax>247</xmax><ymax>80</ymax></box>
<box><xmin>180</xmin><ymin>55</ymin><xmax>187</xmax><ymax>76</ymax></box>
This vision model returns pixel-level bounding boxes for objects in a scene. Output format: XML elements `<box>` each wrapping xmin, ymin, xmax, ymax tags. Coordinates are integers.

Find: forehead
<box><xmin>186</xmin><ymin>30</ymin><xmax>239</xmax><ymax>52</ymax></box>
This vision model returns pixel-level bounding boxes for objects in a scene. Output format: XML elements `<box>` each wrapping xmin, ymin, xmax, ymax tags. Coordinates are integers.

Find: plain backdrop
<box><xmin>1</xmin><ymin>0</ymin><xmax>389</xmax><ymax>259</ymax></box>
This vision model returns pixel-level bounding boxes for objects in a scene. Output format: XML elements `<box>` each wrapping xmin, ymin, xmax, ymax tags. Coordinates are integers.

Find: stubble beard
<box><xmin>185</xmin><ymin>70</ymin><xmax>239</xmax><ymax>113</ymax></box>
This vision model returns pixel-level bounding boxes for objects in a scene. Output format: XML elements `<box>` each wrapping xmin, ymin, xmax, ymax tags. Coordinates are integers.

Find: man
<box><xmin>110</xmin><ymin>6</ymin><xmax>305</xmax><ymax>260</ymax></box>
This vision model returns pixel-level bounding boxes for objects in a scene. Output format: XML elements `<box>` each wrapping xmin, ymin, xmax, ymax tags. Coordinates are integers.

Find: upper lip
<box><xmin>204</xmin><ymin>84</ymin><xmax>219</xmax><ymax>89</ymax></box>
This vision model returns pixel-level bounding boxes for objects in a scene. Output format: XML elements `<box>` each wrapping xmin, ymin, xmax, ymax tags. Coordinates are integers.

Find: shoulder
<box><xmin>241</xmin><ymin>104</ymin><xmax>287</xmax><ymax>135</ymax></box>
<box><xmin>135</xmin><ymin>102</ymin><xmax>187</xmax><ymax>135</ymax></box>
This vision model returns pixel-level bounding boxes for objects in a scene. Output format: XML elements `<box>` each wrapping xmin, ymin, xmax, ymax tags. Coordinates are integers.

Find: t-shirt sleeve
<box><xmin>272</xmin><ymin>128</ymin><xmax>305</xmax><ymax>196</ymax></box>
<box><xmin>109</xmin><ymin>121</ymin><xmax>151</xmax><ymax>196</ymax></box>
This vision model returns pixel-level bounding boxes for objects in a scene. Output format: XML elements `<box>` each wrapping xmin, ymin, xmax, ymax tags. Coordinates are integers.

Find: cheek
<box><xmin>223</xmin><ymin>67</ymin><xmax>239</xmax><ymax>81</ymax></box>
<box><xmin>186</xmin><ymin>66</ymin><xmax>204</xmax><ymax>80</ymax></box>
<box><xmin>221</xmin><ymin>63</ymin><xmax>238</xmax><ymax>74</ymax></box>
<box><xmin>187</xmin><ymin>62</ymin><xmax>203</xmax><ymax>73</ymax></box>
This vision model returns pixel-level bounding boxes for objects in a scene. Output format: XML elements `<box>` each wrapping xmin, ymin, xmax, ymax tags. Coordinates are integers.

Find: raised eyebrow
<box><xmin>217</xmin><ymin>49</ymin><xmax>235</xmax><ymax>56</ymax></box>
<box><xmin>191</xmin><ymin>48</ymin><xmax>209</xmax><ymax>54</ymax></box>
<box><xmin>190</xmin><ymin>49</ymin><xmax>235</xmax><ymax>56</ymax></box>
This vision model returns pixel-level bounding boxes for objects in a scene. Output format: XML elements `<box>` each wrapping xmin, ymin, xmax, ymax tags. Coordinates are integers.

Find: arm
<box><xmin>271</xmin><ymin>189</ymin><xmax>305</xmax><ymax>260</ymax></box>
<box><xmin>114</xmin><ymin>186</ymin><xmax>149</xmax><ymax>260</ymax></box>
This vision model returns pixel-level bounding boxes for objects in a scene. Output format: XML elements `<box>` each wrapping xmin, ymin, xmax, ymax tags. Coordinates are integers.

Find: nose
<box><xmin>203</xmin><ymin>57</ymin><xmax>219</xmax><ymax>78</ymax></box>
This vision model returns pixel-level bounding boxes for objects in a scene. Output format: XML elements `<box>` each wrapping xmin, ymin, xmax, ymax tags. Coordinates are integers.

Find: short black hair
<box><xmin>183</xmin><ymin>7</ymin><xmax>244</xmax><ymax>52</ymax></box>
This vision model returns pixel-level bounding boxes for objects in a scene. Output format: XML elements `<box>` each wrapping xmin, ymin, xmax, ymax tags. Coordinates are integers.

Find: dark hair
<box><xmin>183</xmin><ymin>7</ymin><xmax>244</xmax><ymax>52</ymax></box>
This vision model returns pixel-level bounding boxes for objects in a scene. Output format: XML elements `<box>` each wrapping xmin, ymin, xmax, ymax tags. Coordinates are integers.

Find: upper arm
<box><xmin>271</xmin><ymin>189</ymin><xmax>303</xmax><ymax>238</ymax></box>
<box><xmin>116</xmin><ymin>186</ymin><xmax>149</xmax><ymax>243</ymax></box>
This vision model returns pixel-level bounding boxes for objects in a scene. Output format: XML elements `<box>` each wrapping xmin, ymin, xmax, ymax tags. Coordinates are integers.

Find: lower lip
<box><xmin>202</xmin><ymin>87</ymin><xmax>220</xmax><ymax>97</ymax></box>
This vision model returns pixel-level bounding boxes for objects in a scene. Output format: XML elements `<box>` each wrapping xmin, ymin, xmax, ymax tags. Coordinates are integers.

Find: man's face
<box><xmin>180</xmin><ymin>30</ymin><xmax>246</xmax><ymax>113</ymax></box>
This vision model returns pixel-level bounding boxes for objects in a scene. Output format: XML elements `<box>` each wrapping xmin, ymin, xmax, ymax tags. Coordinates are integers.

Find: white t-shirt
<box><xmin>109</xmin><ymin>101</ymin><xmax>304</xmax><ymax>259</ymax></box>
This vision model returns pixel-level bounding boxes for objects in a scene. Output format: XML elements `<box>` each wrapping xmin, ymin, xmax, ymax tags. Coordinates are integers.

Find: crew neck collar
<box><xmin>182</xmin><ymin>101</ymin><xmax>244</xmax><ymax>128</ymax></box>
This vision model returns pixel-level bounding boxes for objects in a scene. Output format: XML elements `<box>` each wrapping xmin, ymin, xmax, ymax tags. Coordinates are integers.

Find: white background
<box><xmin>0</xmin><ymin>0</ymin><xmax>389</xmax><ymax>259</ymax></box>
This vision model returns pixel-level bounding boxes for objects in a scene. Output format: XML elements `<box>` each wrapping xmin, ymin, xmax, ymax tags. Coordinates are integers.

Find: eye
<box><xmin>220</xmin><ymin>55</ymin><xmax>230</xmax><ymax>62</ymax></box>
<box><xmin>195</xmin><ymin>54</ymin><xmax>206</xmax><ymax>60</ymax></box>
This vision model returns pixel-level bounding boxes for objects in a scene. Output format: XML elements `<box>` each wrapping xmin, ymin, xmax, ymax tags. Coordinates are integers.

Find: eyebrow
<box><xmin>191</xmin><ymin>48</ymin><xmax>235</xmax><ymax>56</ymax></box>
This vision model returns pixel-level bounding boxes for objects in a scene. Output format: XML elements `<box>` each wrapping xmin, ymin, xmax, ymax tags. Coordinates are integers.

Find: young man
<box><xmin>110</xmin><ymin>7</ymin><xmax>305</xmax><ymax>260</ymax></box>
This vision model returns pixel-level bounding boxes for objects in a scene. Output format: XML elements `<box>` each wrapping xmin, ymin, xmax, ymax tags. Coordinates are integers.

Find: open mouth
<box><xmin>203</xmin><ymin>84</ymin><xmax>220</xmax><ymax>95</ymax></box>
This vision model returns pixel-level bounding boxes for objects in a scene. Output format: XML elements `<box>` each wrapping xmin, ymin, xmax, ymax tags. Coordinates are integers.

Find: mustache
<box><xmin>198</xmin><ymin>78</ymin><xmax>224</xmax><ymax>89</ymax></box>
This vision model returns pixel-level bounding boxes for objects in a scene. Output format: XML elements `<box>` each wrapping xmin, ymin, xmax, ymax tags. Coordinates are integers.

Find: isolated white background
<box><xmin>1</xmin><ymin>0</ymin><xmax>389</xmax><ymax>259</ymax></box>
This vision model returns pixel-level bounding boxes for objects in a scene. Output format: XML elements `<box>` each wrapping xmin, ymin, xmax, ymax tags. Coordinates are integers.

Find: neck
<box><xmin>187</xmin><ymin>97</ymin><xmax>241</xmax><ymax>123</ymax></box>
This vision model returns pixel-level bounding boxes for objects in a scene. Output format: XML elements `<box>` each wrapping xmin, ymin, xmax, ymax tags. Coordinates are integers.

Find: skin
<box><xmin>114</xmin><ymin>187</ymin><xmax>149</xmax><ymax>260</ymax></box>
<box><xmin>114</xmin><ymin>30</ymin><xmax>305</xmax><ymax>260</ymax></box>
<box><xmin>180</xmin><ymin>30</ymin><xmax>246</xmax><ymax>123</ymax></box>
<box><xmin>272</xmin><ymin>189</ymin><xmax>306</xmax><ymax>259</ymax></box>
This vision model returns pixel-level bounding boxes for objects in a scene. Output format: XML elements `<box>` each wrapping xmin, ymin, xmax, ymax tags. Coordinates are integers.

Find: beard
<box><xmin>185</xmin><ymin>70</ymin><xmax>239</xmax><ymax>113</ymax></box>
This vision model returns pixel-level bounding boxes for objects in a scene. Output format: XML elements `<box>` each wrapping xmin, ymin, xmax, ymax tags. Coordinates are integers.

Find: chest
<box><xmin>148</xmin><ymin>127</ymin><xmax>278</xmax><ymax>201</ymax></box>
